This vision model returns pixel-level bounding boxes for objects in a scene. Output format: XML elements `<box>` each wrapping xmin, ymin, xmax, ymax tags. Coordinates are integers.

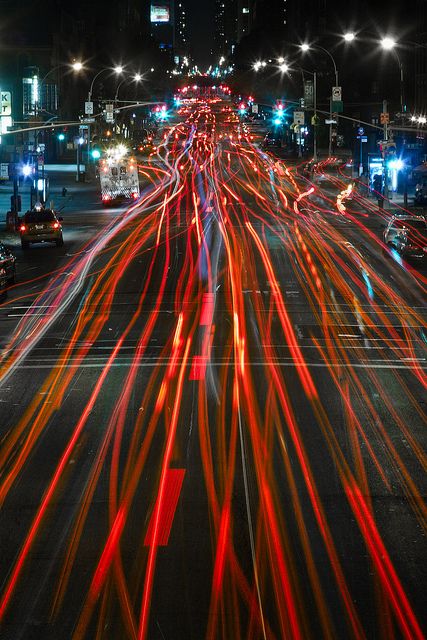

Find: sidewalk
<box><xmin>0</xmin><ymin>171</ymin><xmax>99</xmax><ymax>225</ymax></box>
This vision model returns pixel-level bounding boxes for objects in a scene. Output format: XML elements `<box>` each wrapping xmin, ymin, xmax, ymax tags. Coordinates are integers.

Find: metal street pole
<box><xmin>76</xmin><ymin>141</ymin><xmax>81</xmax><ymax>182</ymax></box>
<box><xmin>311</xmin><ymin>45</ymin><xmax>339</xmax><ymax>159</ymax></box>
<box><xmin>383</xmin><ymin>99</ymin><xmax>389</xmax><ymax>205</ymax></box>
<box><xmin>313</xmin><ymin>71</ymin><xmax>318</xmax><ymax>162</ymax></box>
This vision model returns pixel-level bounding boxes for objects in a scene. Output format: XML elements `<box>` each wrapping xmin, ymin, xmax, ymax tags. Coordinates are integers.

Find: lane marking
<box><xmin>6</xmin><ymin>361</ymin><xmax>426</xmax><ymax>370</ymax></box>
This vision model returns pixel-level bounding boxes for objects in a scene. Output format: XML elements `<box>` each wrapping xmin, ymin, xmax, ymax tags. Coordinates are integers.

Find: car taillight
<box><xmin>132</xmin><ymin>192</ymin><xmax>138</xmax><ymax>199</ymax></box>
<box><xmin>20</xmin><ymin>224</ymin><xmax>26</xmax><ymax>232</ymax></box>
<box><xmin>102</xmin><ymin>195</ymin><xmax>111</xmax><ymax>201</ymax></box>
<box><xmin>53</xmin><ymin>222</ymin><xmax>60</xmax><ymax>229</ymax></box>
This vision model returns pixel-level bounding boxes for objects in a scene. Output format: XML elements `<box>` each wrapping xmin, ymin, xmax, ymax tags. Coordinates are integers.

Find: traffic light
<box><xmin>91</xmin><ymin>149</ymin><xmax>101</xmax><ymax>160</ymax></box>
<box><xmin>57</xmin><ymin>133</ymin><xmax>65</xmax><ymax>141</ymax></box>
<box><xmin>272</xmin><ymin>102</ymin><xmax>286</xmax><ymax>126</ymax></box>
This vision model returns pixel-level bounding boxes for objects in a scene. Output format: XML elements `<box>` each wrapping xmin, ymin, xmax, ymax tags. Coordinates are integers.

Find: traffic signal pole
<box><xmin>313</xmin><ymin>72</ymin><xmax>318</xmax><ymax>162</ymax></box>
<box><xmin>383</xmin><ymin>99</ymin><xmax>389</xmax><ymax>203</ymax></box>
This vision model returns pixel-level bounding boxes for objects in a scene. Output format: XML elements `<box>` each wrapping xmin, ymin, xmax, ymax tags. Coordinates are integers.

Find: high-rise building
<box><xmin>150</xmin><ymin>1</ymin><xmax>175</xmax><ymax>58</ymax></box>
<box><xmin>252</xmin><ymin>0</ymin><xmax>287</xmax><ymax>36</ymax></box>
<box><xmin>175</xmin><ymin>1</ymin><xmax>189</xmax><ymax>63</ymax></box>
<box><xmin>213</xmin><ymin>0</ymin><xmax>238</xmax><ymax>58</ymax></box>
<box><xmin>414</xmin><ymin>0</ymin><xmax>427</xmax><ymax>112</ymax></box>
<box><xmin>237</xmin><ymin>0</ymin><xmax>254</xmax><ymax>41</ymax></box>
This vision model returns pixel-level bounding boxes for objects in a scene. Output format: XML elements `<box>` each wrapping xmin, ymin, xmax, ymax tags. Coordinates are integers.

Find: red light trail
<box><xmin>0</xmin><ymin>102</ymin><xmax>425</xmax><ymax>640</ymax></box>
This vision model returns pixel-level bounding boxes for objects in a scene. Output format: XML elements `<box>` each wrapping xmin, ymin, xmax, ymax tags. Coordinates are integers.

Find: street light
<box><xmin>279</xmin><ymin>63</ymin><xmax>289</xmax><ymax>73</ymax></box>
<box><xmin>36</xmin><ymin>61</ymin><xmax>83</xmax><ymax>114</ymax></box>
<box><xmin>379</xmin><ymin>37</ymin><xmax>405</xmax><ymax>116</ymax></box>
<box><xmin>343</xmin><ymin>32</ymin><xmax>355</xmax><ymax>42</ymax></box>
<box><xmin>299</xmin><ymin>42</ymin><xmax>339</xmax><ymax>156</ymax></box>
<box><xmin>114</xmin><ymin>73</ymin><xmax>142</xmax><ymax>102</ymax></box>
<box><xmin>381</xmin><ymin>37</ymin><xmax>396</xmax><ymax>51</ymax></box>
<box><xmin>39</xmin><ymin>61</ymin><xmax>84</xmax><ymax>86</ymax></box>
<box><xmin>87</xmin><ymin>65</ymin><xmax>124</xmax><ymax>103</ymax></box>
<box><xmin>281</xmin><ymin>62</ymin><xmax>318</xmax><ymax>160</ymax></box>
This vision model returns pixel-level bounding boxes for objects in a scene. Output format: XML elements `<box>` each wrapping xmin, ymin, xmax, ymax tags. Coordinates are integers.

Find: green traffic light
<box><xmin>57</xmin><ymin>133</ymin><xmax>65</xmax><ymax>141</ymax></box>
<box><xmin>91</xmin><ymin>149</ymin><xmax>101</xmax><ymax>159</ymax></box>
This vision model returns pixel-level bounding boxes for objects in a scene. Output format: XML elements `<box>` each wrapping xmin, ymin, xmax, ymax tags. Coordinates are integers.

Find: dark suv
<box><xmin>19</xmin><ymin>208</ymin><xmax>63</xmax><ymax>249</ymax></box>
<box><xmin>383</xmin><ymin>215</ymin><xmax>427</xmax><ymax>261</ymax></box>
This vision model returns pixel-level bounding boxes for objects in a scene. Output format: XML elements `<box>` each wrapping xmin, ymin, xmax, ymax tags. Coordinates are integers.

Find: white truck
<box><xmin>99</xmin><ymin>144</ymin><xmax>140</xmax><ymax>206</ymax></box>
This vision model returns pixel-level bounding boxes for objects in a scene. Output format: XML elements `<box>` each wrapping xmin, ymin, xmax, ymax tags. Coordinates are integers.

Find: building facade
<box><xmin>213</xmin><ymin>0</ymin><xmax>238</xmax><ymax>59</ymax></box>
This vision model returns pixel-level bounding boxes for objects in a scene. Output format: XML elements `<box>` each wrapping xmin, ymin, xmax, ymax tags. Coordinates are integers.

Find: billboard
<box><xmin>151</xmin><ymin>5</ymin><xmax>170</xmax><ymax>22</ymax></box>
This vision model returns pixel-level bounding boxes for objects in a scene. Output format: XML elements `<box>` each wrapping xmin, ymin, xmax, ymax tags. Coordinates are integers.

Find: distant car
<box><xmin>0</xmin><ymin>242</ymin><xmax>16</xmax><ymax>293</ymax></box>
<box><xmin>414</xmin><ymin>180</ymin><xmax>427</xmax><ymax>205</ymax></box>
<box><xmin>262</xmin><ymin>131</ymin><xmax>282</xmax><ymax>149</ymax></box>
<box><xmin>246</xmin><ymin>114</ymin><xmax>265</xmax><ymax>125</ymax></box>
<box><xmin>19</xmin><ymin>207</ymin><xmax>64</xmax><ymax>249</ymax></box>
<box><xmin>383</xmin><ymin>215</ymin><xmax>427</xmax><ymax>261</ymax></box>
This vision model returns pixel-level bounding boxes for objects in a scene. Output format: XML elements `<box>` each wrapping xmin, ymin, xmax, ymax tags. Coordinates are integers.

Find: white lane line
<box><xmin>8</xmin><ymin>361</ymin><xmax>426</xmax><ymax>370</ymax></box>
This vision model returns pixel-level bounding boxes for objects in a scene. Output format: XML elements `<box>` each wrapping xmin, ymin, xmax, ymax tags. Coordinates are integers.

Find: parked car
<box><xmin>262</xmin><ymin>131</ymin><xmax>282</xmax><ymax>148</ymax></box>
<box><xmin>19</xmin><ymin>207</ymin><xmax>64</xmax><ymax>249</ymax></box>
<box><xmin>0</xmin><ymin>242</ymin><xmax>16</xmax><ymax>295</ymax></box>
<box><xmin>383</xmin><ymin>215</ymin><xmax>427</xmax><ymax>261</ymax></box>
<box><xmin>414</xmin><ymin>179</ymin><xmax>427</xmax><ymax>205</ymax></box>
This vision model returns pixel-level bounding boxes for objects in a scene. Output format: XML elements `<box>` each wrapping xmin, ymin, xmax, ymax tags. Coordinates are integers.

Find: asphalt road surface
<box><xmin>0</xmin><ymin>102</ymin><xmax>426</xmax><ymax>640</ymax></box>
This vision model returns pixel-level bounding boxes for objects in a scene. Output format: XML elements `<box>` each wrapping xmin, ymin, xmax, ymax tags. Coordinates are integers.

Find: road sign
<box><xmin>378</xmin><ymin>139</ymin><xmax>395</xmax><ymax>149</ymax></box>
<box><xmin>358</xmin><ymin>126</ymin><xmax>364</xmax><ymax>135</ymax></box>
<box><xmin>380</xmin><ymin>112</ymin><xmax>390</xmax><ymax>124</ymax></box>
<box><xmin>85</xmin><ymin>101</ymin><xmax>94</xmax><ymax>115</ymax></box>
<box><xmin>105</xmin><ymin>112</ymin><xmax>114</xmax><ymax>123</ymax></box>
<box><xmin>106</xmin><ymin>103</ymin><xmax>114</xmax><ymax>113</ymax></box>
<box><xmin>0</xmin><ymin>163</ymin><xmax>8</xmax><ymax>179</ymax></box>
<box><xmin>81</xmin><ymin>117</ymin><xmax>95</xmax><ymax>123</ymax></box>
<box><xmin>311</xmin><ymin>114</ymin><xmax>320</xmax><ymax>125</ymax></box>
<box><xmin>1</xmin><ymin>91</ymin><xmax>11</xmax><ymax>116</ymax></box>
<box><xmin>325</xmin><ymin>118</ymin><xmax>337</xmax><ymax>125</ymax></box>
<box><xmin>332</xmin><ymin>86</ymin><xmax>342</xmax><ymax>101</ymax></box>
<box><xmin>304</xmin><ymin>80</ymin><xmax>314</xmax><ymax>108</ymax></box>
<box><xmin>252</xmin><ymin>103</ymin><xmax>258</xmax><ymax>114</ymax></box>
<box><xmin>293</xmin><ymin>110</ymin><xmax>305</xmax><ymax>125</ymax></box>
<box><xmin>357</xmin><ymin>136</ymin><xmax>368</xmax><ymax>142</ymax></box>
<box><xmin>330</xmin><ymin>100</ymin><xmax>343</xmax><ymax>113</ymax></box>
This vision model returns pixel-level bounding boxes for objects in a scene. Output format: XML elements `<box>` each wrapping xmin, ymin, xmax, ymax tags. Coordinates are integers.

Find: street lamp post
<box><xmin>298</xmin><ymin>66</ymin><xmax>318</xmax><ymax>162</ymax></box>
<box><xmin>113</xmin><ymin>74</ymin><xmax>142</xmax><ymax>139</ymax></box>
<box><xmin>279</xmin><ymin>62</ymin><xmax>318</xmax><ymax>161</ymax></box>
<box><xmin>86</xmin><ymin>66</ymin><xmax>123</xmax><ymax>163</ymax></box>
<box><xmin>300</xmin><ymin>43</ymin><xmax>339</xmax><ymax>157</ymax></box>
<box><xmin>37</xmin><ymin>61</ymin><xmax>83</xmax><ymax>115</ymax></box>
<box><xmin>380</xmin><ymin>38</ymin><xmax>405</xmax><ymax>118</ymax></box>
<box><xmin>114</xmin><ymin>74</ymin><xmax>142</xmax><ymax>103</ymax></box>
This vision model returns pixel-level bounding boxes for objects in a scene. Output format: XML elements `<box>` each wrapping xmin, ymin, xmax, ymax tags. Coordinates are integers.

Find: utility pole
<box><xmin>313</xmin><ymin>72</ymin><xmax>318</xmax><ymax>162</ymax></box>
<box><xmin>382</xmin><ymin>99</ymin><xmax>389</xmax><ymax>203</ymax></box>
